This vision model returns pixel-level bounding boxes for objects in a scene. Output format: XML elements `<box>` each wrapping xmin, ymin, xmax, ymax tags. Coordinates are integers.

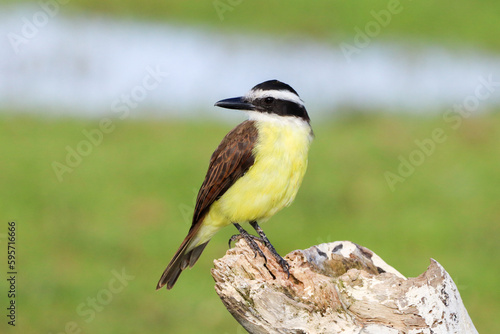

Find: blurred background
<box><xmin>0</xmin><ymin>0</ymin><xmax>499</xmax><ymax>333</ymax></box>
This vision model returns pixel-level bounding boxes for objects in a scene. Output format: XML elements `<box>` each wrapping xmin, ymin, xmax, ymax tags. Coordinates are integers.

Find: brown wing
<box><xmin>190</xmin><ymin>120</ymin><xmax>258</xmax><ymax>229</ymax></box>
<box><xmin>156</xmin><ymin>120</ymin><xmax>258</xmax><ymax>290</ymax></box>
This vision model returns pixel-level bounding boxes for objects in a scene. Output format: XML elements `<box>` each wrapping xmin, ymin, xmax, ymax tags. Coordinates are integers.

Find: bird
<box><xmin>156</xmin><ymin>79</ymin><xmax>313</xmax><ymax>290</ymax></box>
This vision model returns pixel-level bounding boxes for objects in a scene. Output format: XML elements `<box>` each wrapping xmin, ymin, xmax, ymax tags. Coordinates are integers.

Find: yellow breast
<box><xmin>212</xmin><ymin>116</ymin><xmax>313</xmax><ymax>224</ymax></box>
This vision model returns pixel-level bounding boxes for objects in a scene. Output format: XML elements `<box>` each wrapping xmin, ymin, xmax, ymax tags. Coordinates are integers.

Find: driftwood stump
<box><xmin>211</xmin><ymin>240</ymin><xmax>477</xmax><ymax>334</ymax></box>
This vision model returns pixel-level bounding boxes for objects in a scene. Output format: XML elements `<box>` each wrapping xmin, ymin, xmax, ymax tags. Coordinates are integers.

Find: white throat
<box><xmin>247</xmin><ymin>111</ymin><xmax>313</xmax><ymax>141</ymax></box>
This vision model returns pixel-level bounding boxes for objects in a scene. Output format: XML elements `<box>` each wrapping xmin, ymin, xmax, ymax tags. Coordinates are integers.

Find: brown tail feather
<box><xmin>156</xmin><ymin>229</ymin><xmax>209</xmax><ymax>290</ymax></box>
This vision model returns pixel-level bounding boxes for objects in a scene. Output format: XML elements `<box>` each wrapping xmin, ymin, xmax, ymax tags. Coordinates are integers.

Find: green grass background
<box><xmin>1</xmin><ymin>0</ymin><xmax>500</xmax><ymax>333</ymax></box>
<box><xmin>1</xmin><ymin>113</ymin><xmax>499</xmax><ymax>333</ymax></box>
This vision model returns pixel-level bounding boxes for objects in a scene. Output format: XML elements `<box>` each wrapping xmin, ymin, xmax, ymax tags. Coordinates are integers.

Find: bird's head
<box><xmin>215</xmin><ymin>80</ymin><xmax>310</xmax><ymax>123</ymax></box>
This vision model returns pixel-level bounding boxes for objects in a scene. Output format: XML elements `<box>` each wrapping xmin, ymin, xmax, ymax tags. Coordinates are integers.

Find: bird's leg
<box><xmin>249</xmin><ymin>221</ymin><xmax>290</xmax><ymax>278</ymax></box>
<box><xmin>229</xmin><ymin>223</ymin><xmax>267</xmax><ymax>261</ymax></box>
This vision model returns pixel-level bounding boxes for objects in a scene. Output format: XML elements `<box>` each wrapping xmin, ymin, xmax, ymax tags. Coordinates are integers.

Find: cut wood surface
<box><xmin>212</xmin><ymin>240</ymin><xmax>477</xmax><ymax>334</ymax></box>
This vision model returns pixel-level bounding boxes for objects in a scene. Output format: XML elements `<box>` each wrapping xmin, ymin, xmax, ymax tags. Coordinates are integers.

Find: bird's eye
<box><xmin>264</xmin><ymin>97</ymin><xmax>274</xmax><ymax>104</ymax></box>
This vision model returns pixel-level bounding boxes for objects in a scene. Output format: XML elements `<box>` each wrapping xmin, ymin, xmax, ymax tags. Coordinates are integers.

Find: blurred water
<box><xmin>1</xmin><ymin>5</ymin><xmax>500</xmax><ymax>119</ymax></box>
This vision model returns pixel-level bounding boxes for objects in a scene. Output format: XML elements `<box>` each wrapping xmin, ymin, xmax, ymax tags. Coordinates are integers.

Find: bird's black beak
<box><xmin>214</xmin><ymin>97</ymin><xmax>256</xmax><ymax>111</ymax></box>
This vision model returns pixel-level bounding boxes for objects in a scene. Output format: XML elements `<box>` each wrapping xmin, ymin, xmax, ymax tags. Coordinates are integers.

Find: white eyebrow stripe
<box><xmin>246</xmin><ymin>89</ymin><xmax>304</xmax><ymax>107</ymax></box>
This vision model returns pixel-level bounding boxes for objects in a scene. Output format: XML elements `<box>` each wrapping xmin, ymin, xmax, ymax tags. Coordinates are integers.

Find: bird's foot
<box><xmin>249</xmin><ymin>221</ymin><xmax>290</xmax><ymax>278</ymax></box>
<box><xmin>229</xmin><ymin>224</ymin><xmax>267</xmax><ymax>262</ymax></box>
<box><xmin>261</xmin><ymin>239</ymin><xmax>290</xmax><ymax>278</ymax></box>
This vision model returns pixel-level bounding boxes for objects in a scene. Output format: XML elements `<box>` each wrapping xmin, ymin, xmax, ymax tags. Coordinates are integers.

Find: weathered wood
<box><xmin>211</xmin><ymin>240</ymin><xmax>477</xmax><ymax>334</ymax></box>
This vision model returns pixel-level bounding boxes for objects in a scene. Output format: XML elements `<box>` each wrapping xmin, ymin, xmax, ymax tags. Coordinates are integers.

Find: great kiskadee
<box><xmin>156</xmin><ymin>80</ymin><xmax>313</xmax><ymax>290</ymax></box>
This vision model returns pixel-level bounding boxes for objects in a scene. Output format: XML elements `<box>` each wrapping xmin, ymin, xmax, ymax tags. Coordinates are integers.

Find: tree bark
<box><xmin>211</xmin><ymin>240</ymin><xmax>477</xmax><ymax>334</ymax></box>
